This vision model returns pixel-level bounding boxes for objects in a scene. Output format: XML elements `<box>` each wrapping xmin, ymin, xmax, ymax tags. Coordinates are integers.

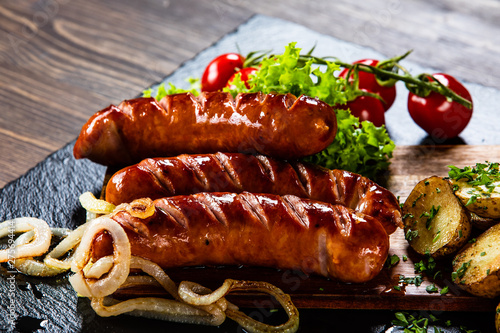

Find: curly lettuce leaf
<box><xmin>143</xmin><ymin>78</ymin><xmax>199</xmax><ymax>100</ymax></box>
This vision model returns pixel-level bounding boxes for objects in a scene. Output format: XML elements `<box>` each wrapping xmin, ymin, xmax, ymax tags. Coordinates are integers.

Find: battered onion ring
<box><xmin>69</xmin><ymin>216</ymin><xmax>130</xmax><ymax>298</ymax></box>
<box><xmin>0</xmin><ymin>217</ymin><xmax>51</xmax><ymax>262</ymax></box>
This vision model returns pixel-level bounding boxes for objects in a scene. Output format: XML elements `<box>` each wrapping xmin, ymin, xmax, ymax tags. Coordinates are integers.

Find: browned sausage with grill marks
<box><xmin>91</xmin><ymin>192</ymin><xmax>390</xmax><ymax>283</ymax></box>
<box><xmin>73</xmin><ymin>92</ymin><xmax>337</xmax><ymax>166</ymax></box>
<box><xmin>105</xmin><ymin>153</ymin><xmax>402</xmax><ymax>234</ymax></box>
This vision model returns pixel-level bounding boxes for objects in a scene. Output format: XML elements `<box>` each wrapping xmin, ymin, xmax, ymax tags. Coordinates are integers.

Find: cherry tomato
<box><xmin>339</xmin><ymin>59</ymin><xmax>397</xmax><ymax>111</ymax></box>
<box><xmin>338</xmin><ymin>92</ymin><xmax>386</xmax><ymax>127</ymax></box>
<box><xmin>201</xmin><ymin>53</ymin><xmax>244</xmax><ymax>92</ymax></box>
<box><xmin>226</xmin><ymin>67</ymin><xmax>258</xmax><ymax>89</ymax></box>
<box><xmin>408</xmin><ymin>73</ymin><xmax>473</xmax><ymax>140</ymax></box>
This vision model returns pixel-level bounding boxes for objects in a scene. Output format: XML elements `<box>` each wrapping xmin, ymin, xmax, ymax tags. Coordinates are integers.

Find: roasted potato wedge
<box><xmin>450</xmin><ymin>178</ymin><xmax>500</xmax><ymax>219</ymax></box>
<box><xmin>452</xmin><ymin>222</ymin><xmax>500</xmax><ymax>298</ymax></box>
<box><xmin>402</xmin><ymin>176</ymin><xmax>471</xmax><ymax>257</ymax></box>
<box><xmin>470</xmin><ymin>212</ymin><xmax>500</xmax><ymax>231</ymax></box>
<box><xmin>448</xmin><ymin>162</ymin><xmax>500</xmax><ymax>219</ymax></box>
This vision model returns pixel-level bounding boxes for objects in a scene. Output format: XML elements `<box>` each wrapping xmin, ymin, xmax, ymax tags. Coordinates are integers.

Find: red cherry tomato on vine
<box><xmin>201</xmin><ymin>53</ymin><xmax>244</xmax><ymax>92</ymax></box>
<box><xmin>338</xmin><ymin>92</ymin><xmax>386</xmax><ymax>127</ymax></box>
<box><xmin>407</xmin><ymin>73</ymin><xmax>473</xmax><ymax>140</ymax></box>
<box><xmin>226</xmin><ymin>67</ymin><xmax>258</xmax><ymax>89</ymax></box>
<box><xmin>339</xmin><ymin>59</ymin><xmax>397</xmax><ymax>111</ymax></box>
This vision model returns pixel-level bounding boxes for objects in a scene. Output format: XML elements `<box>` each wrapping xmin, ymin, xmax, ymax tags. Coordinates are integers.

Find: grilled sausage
<box><xmin>105</xmin><ymin>153</ymin><xmax>402</xmax><ymax>234</ymax></box>
<box><xmin>91</xmin><ymin>192</ymin><xmax>390</xmax><ymax>283</ymax></box>
<box><xmin>73</xmin><ymin>92</ymin><xmax>337</xmax><ymax>166</ymax></box>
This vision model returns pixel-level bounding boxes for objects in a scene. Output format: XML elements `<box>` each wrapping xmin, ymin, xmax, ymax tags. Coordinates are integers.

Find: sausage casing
<box><xmin>105</xmin><ymin>153</ymin><xmax>402</xmax><ymax>234</ymax></box>
<box><xmin>92</xmin><ymin>192</ymin><xmax>390</xmax><ymax>283</ymax></box>
<box><xmin>73</xmin><ymin>92</ymin><xmax>337</xmax><ymax>166</ymax></box>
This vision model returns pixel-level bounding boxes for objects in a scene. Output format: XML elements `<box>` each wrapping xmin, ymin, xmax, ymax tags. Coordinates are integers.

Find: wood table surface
<box><xmin>1</xmin><ymin>0</ymin><xmax>500</xmax><ymax>188</ymax></box>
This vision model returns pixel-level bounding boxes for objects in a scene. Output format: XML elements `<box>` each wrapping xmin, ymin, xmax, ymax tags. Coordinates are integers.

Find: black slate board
<box><xmin>1</xmin><ymin>15</ymin><xmax>498</xmax><ymax>333</ymax></box>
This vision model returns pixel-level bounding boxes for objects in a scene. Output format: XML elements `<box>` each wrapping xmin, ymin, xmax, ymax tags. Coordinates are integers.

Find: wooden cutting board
<box><xmin>113</xmin><ymin>145</ymin><xmax>500</xmax><ymax>312</ymax></box>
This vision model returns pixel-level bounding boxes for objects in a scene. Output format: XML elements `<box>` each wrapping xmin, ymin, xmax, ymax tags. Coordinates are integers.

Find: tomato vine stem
<box><xmin>299</xmin><ymin>53</ymin><xmax>472</xmax><ymax>109</ymax></box>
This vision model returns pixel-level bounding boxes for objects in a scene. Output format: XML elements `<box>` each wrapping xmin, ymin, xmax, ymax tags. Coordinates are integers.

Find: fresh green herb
<box><xmin>144</xmin><ymin>78</ymin><xmax>200</xmax><ymax>100</ymax></box>
<box><xmin>426</xmin><ymin>284</ymin><xmax>438</xmax><ymax>293</ymax></box>
<box><xmin>452</xmin><ymin>260</ymin><xmax>471</xmax><ymax>281</ymax></box>
<box><xmin>432</xmin><ymin>230</ymin><xmax>441</xmax><ymax>243</ymax></box>
<box><xmin>386</xmin><ymin>254</ymin><xmax>401</xmax><ymax>268</ymax></box>
<box><xmin>465</xmin><ymin>195</ymin><xmax>478</xmax><ymax>206</ymax></box>
<box><xmin>419</xmin><ymin>205</ymin><xmax>440</xmax><ymax>230</ymax></box>
<box><xmin>393</xmin><ymin>285</ymin><xmax>401</xmax><ymax>291</ymax></box>
<box><xmin>480</xmin><ymin>252</ymin><xmax>486</xmax><ymax>256</ymax></box>
<box><xmin>405</xmin><ymin>229</ymin><xmax>419</xmax><ymax>241</ymax></box>
<box><xmin>412</xmin><ymin>193</ymin><xmax>425</xmax><ymax>207</ymax></box>
<box><xmin>436</xmin><ymin>187</ymin><xmax>441</xmax><ymax>193</ymax></box>
<box><xmin>402</xmin><ymin>213</ymin><xmax>415</xmax><ymax>220</ymax></box>
<box><xmin>414</xmin><ymin>256</ymin><xmax>437</xmax><ymax>275</ymax></box>
<box><xmin>424</xmin><ymin>180</ymin><xmax>430</xmax><ymax>186</ymax></box>
<box><xmin>459</xmin><ymin>230</ymin><xmax>463</xmax><ymax>238</ymax></box>
<box><xmin>399</xmin><ymin>274</ymin><xmax>424</xmax><ymax>287</ymax></box>
<box><xmin>469</xmin><ymin>238</ymin><xmax>477</xmax><ymax>243</ymax></box>
<box><xmin>487</xmin><ymin>269</ymin><xmax>491</xmax><ymax>275</ymax></box>
<box><xmin>403</xmin><ymin>255</ymin><xmax>408</xmax><ymax>262</ymax></box>
<box><xmin>440</xmin><ymin>286</ymin><xmax>449</xmax><ymax>295</ymax></box>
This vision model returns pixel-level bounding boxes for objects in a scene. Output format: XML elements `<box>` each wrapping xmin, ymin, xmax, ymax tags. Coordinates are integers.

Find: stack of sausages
<box><xmin>74</xmin><ymin>91</ymin><xmax>402</xmax><ymax>283</ymax></box>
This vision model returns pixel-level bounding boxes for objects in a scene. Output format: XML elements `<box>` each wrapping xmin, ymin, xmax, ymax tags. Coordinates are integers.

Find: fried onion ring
<box><xmin>0</xmin><ymin>217</ymin><xmax>51</xmax><ymax>262</ymax></box>
<box><xmin>69</xmin><ymin>216</ymin><xmax>130</xmax><ymax>298</ymax></box>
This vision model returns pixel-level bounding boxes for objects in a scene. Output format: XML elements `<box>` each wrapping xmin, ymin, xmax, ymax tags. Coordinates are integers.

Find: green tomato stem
<box><xmin>300</xmin><ymin>54</ymin><xmax>472</xmax><ymax>109</ymax></box>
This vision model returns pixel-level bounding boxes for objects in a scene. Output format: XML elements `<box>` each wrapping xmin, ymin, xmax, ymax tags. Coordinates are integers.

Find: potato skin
<box><xmin>453</xmin><ymin>222</ymin><xmax>500</xmax><ymax>298</ymax></box>
<box><xmin>450</xmin><ymin>178</ymin><xmax>500</xmax><ymax>219</ymax></box>
<box><xmin>402</xmin><ymin>176</ymin><xmax>471</xmax><ymax>258</ymax></box>
<box><xmin>470</xmin><ymin>212</ymin><xmax>500</xmax><ymax>231</ymax></box>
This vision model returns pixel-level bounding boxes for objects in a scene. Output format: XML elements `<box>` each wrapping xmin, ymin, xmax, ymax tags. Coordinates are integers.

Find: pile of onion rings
<box><xmin>0</xmin><ymin>193</ymin><xmax>299</xmax><ymax>333</ymax></box>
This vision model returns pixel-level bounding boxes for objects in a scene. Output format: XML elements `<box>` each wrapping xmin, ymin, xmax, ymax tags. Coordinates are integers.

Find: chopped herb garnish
<box><xmin>452</xmin><ymin>260</ymin><xmax>472</xmax><ymax>281</ymax></box>
<box><xmin>405</xmin><ymin>229</ymin><xmax>419</xmax><ymax>241</ymax></box>
<box><xmin>440</xmin><ymin>286</ymin><xmax>449</xmax><ymax>295</ymax></box>
<box><xmin>419</xmin><ymin>205</ymin><xmax>441</xmax><ymax>230</ymax></box>
<box><xmin>433</xmin><ymin>230</ymin><xmax>441</xmax><ymax>243</ymax></box>
<box><xmin>386</xmin><ymin>254</ymin><xmax>401</xmax><ymax>268</ymax></box>
<box><xmin>480</xmin><ymin>252</ymin><xmax>486</xmax><ymax>256</ymax></box>
<box><xmin>426</xmin><ymin>284</ymin><xmax>438</xmax><ymax>293</ymax></box>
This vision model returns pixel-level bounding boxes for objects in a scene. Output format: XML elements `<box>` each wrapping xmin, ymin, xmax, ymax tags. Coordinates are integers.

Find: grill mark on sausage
<box><xmin>194</xmin><ymin>193</ymin><xmax>229</xmax><ymax>227</ymax></box>
<box><xmin>213</xmin><ymin>152</ymin><xmax>243</xmax><ymax>191</ymax></box>
<box><xmin>255</xmin><ymin>155</ymin><xmax>276</xmax><ymax>182</ymax></box>
<box><xmin>142</xmin><ymin>158</ymin><xmax>176</xmax><ymax>195</ymax></box>
<box><xmin>178</xmin><ymin>154</ymin><xmax>209</xmax><ymax>190</ymax></box>
<box><xmin>289</xmin><ymin>162</ymin><xmax>312</xmax><ymax>197</ymax></box>
<box><xmin>239</xmin><ymin>192</ymin><xmax>270</xmax><ymax>230</ymax></box>
<box><xmin>282</xmin><ymin>195</ymin><xmax>310</xmax><ymax>229</ymax></box>
<box><xmin>329</xmin><ymin>170</ymin><xmax>342</xmax><ymax>206</ymax></box>
<box><xmin>156</xmin><ymin>199</ymin><xmax>189</xmax><ymax>229</ymax></box>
